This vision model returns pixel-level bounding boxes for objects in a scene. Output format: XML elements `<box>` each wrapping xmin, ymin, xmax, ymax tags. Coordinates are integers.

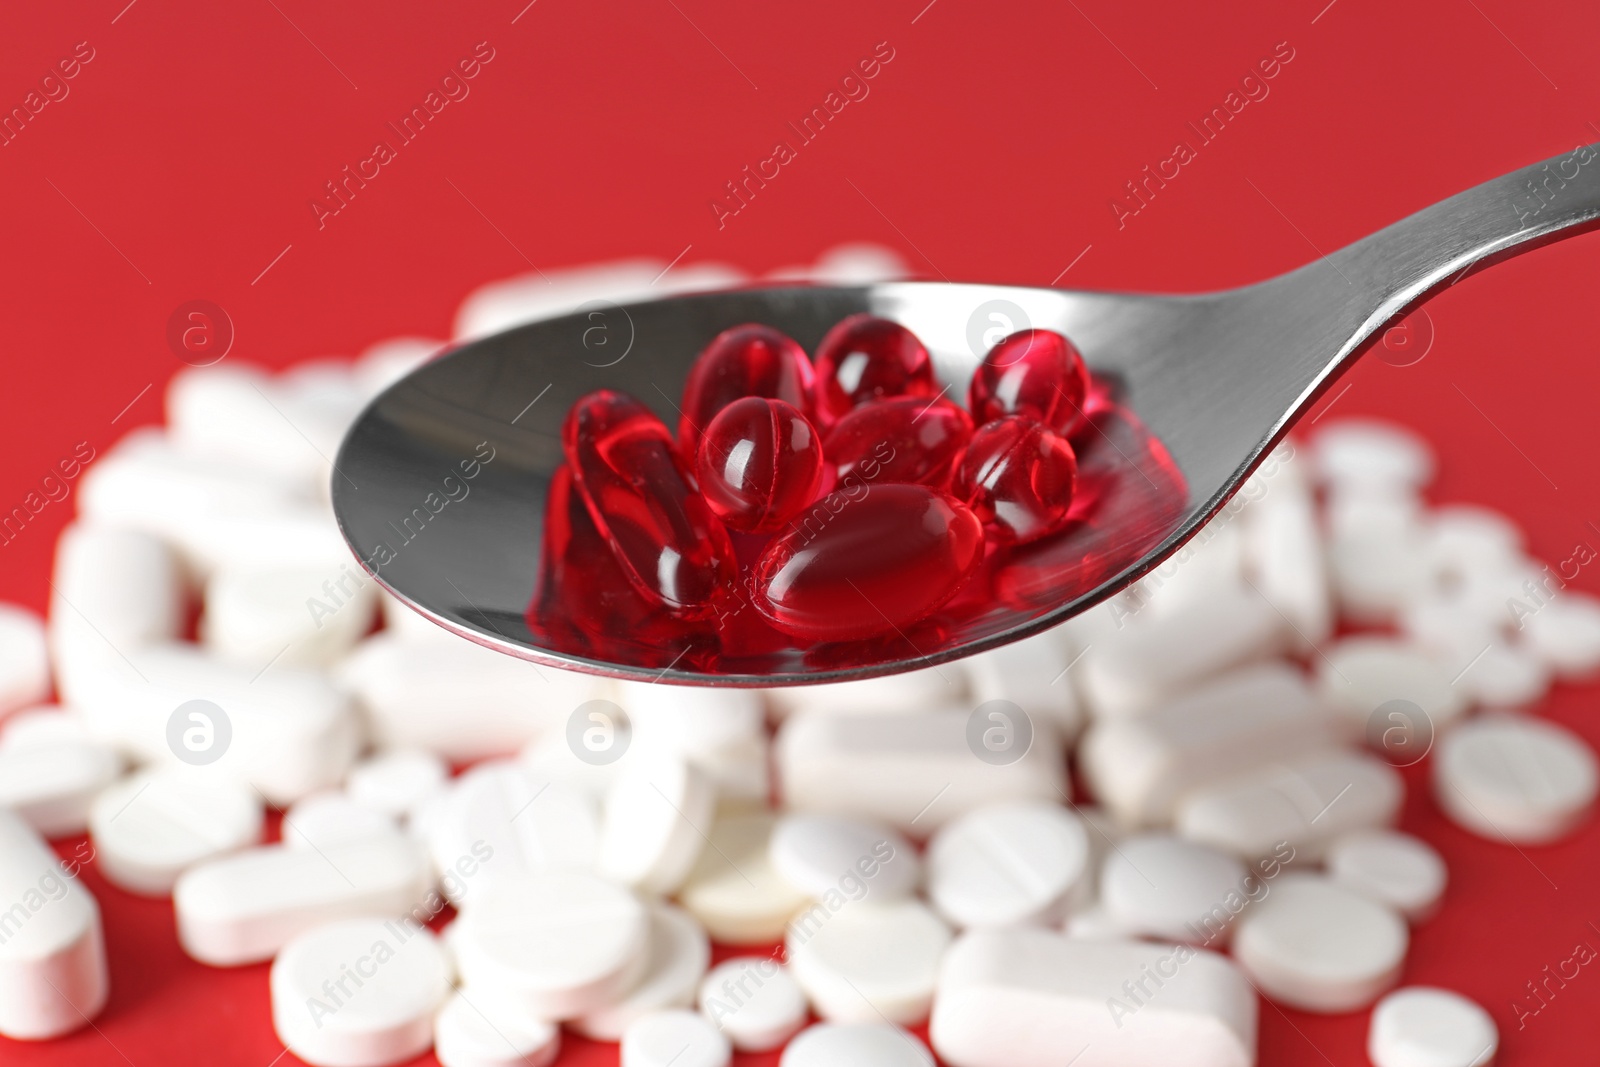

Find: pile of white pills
<box><xmin>1</xmin><ymin>250</ymin><xmax>1591</xmax><ymax>1066</ymax></box>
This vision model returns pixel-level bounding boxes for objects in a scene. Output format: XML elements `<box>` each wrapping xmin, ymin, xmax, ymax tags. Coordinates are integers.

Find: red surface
<box><xmin>2</xmin><ymin>0</ymin><xmax>1599</xmax><ymax>1063</ymax></box>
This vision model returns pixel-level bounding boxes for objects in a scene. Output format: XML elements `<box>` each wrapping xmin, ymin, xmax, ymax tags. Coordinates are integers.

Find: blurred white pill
<box><xmin>698</xmin><ymin>956</ymin><xmax>808</xmax><ymax>1052</ymax></box>
<box><xmin>174</xmin><ymin>834</ymin><xmax>434</xmax><ymax>966</ymax></box>
<box><xmin>0</xmin><ymin>810</ymin><xmax>108</xmax><ymax>1040</ymax></box>
<box><xmin>1325</xmin><ymin>491</ymin><xmax>1433</xmax><ymax>624</ymax></box>
<box><xmin>0</xmin><ymin>706</ymin><xmax>89</xmax><ymax>749</ymax></box>
<box><xmin>765</xmin><ymin>665</ymin><xmax>959</xmax><ymax>718</ymax></box>
<box><xmin>613</xmin><ymin>681</ymin><xmax>770</xmax><ymax>801</ymax></box>
<box><xmin>1318</xmin><ymin>636</ymin><xmax>1468</xmax><ymax>735</ymax></box>
<box><xmin>574</xmin><ymin>902</ymin><xmax>709</xmax><ymax>1041</ymax></box>
<box><xmin>1311</xmin><ymin>419</ymin><xmax>1434</xmax><ymax>490</ymax></box>
<box><xmin>1131</xmin><ymin>520</ymin><xmax>1245</xmax><ymax>621</ymax></box>
<box><xmin>961</xmin><ymin>630</ymin><xmax>1083</xmax><ymax>740</ymax></box>
<box><xmin>621</xmin><ymin>1009</ymin><xmax>731</xmax><ymax>1067</ymax></box>
<box><xmin>678</xmin><ymin>810</ymin><xmax>809</xmax><ymax>945</ymax></box>
<box><xmin>925</xmin><ymin>801</ymin><xmax>1090</xmax><ymax>929</ymax></box>
<box><xmin>781</xmin><ymin>1022</ymin><xmax>934</xmax><ymax>1067</ymax></box>
<box><xmin>90</xmin><ymin>768</ymin><xmax>263</xmax><ymax>895</ymax></box>
<box><xmin>0</xmin><ymin>734</ymin><xmax>120</xmax><ymax>838</ymax></box>
<box><xmin>1232</xmin><ymin>873</ymin><xmax>1407</xmax><ymax>1012</ymax></box>
<box><xmin>1099</xmin><ymin>834</ymin><xmax>1248</xmax><ymax>945</ymax></box>
<box><xmin>347</xmin><ymin>750</ymin><xmax>447</xmax><ymax>822</ymax></box>
<box><xmin>1244</xmin><ymin>484</ymin><xmax>1333</xmax><ymax>649</ymax></box>
<box><xmin>1327</xmin><ymin>830</ymin><xmax>1447</xmax><ymax>922</ymax></box>
<box><xmin>770</xmin><ymin>813</ymin><xmax>919</xmax><ymax>903</ymax></box>
<box><xmin>202</xmin><ymin>562</ymin><xmax>376</xmax><ymax>669</ymax></box>
<box><xmin>1520</xmin><ymin>593</ymin><xmax>1600</xmax><ymax>677</ymax></box>
<box><xmin>450</xmin><ymin>872</ymin><xmax>648</xmax><ymax>1020</ymax></box>
<box><xmin>284</xmin><ymin>792</ymin><xmax>398</xmax><ymax>850</ymax></box>
<box><xmin>597</xmin><ymin>755</ymin><xmax>716</xmax><ymax>895</ymax></box>
<box><xmin>1426</xmin><ymin>505</ymin><xmax>1523</xmax><ymax>573</ymax></box>
<box><xmin>1455</xmin><ymin>641</ymin><xmax>1549</xmax><ymax>708</ymax></box>
<box><xmin>786</xmin><ymin>897</ymin><xmax>951</xmax><ymax>1024</ymax></box>
<box><xmin>49</xmin><ymin>523</ymin><xmax>184</xmax><ymax>654</ymax></box>
<box><xmin>271</xmin><ymin>917</ymin><xmax>451</xmax><ymax>1067</ymax></box>
<box><xmin>433</xmin><ymin>989</ymin><xmax>560</xmax><ymax>1067</ymax></box>
<box><xmin>0</xmin><ymin>605</ymin><xmax>50</xmax><ymax>718</ymax></box>
<box><xmin>1368</xmin><ymin>986</ymin><xmax>1497</xmax><ymax>1067</ymax></box>
<box><xmin>1433</xmin><ymin>714</ymin><xmax>1598</xmax><ymax>843</ymax></box>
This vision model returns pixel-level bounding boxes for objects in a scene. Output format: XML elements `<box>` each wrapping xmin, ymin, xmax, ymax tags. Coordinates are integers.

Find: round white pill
<box><xmin>1368</xmin><ymin>986</ymin><xmax>1497</xmax><ymax>1067</ymax></box>
<box><xmin>781</xmin><ymin>1022</ymin><xmax>934</xmax><ymax>1066</ymax></box>
<box><xmin>1522</xmin><ymin>593</ymin><xmax>1600</xmax><ymax>678</ymax></box>
<box><xmin>1319</xmin><ymin>636</ymin><xmax>1467</xmax><ymax>735</ymax></box>
<box><xmin>679</xmin><ymin>811</ymin><xmax>809</xmax><ymax>945</ymax></box>
<box><xmin>698</xmin><ymin>956</ymin><xmax>808</xmax><ymax>1052</ymax></box>
<box><xmin>574</xmin><ymin>902</ymin><xmax>710</xmax><ymax>1041</ymax></box>
<box><xmin>1327</xmin><ymin>830</ymin><xmax>1447</xmax><ymax>921</ymax></box>
<box><xmin>1434</xmin><ymin>714</ymin><xmax>1598</xmax><ymax>843</ymax></box>
<box><xmin>925</xmin><ymin>801</ymin><xmax>1089</xmax><ymax>929</ymax></box>
<box><xmin>347</xmin><ymin>750</ymin><xmax>447</xmax><ymax>821</ymax></box>
<box><xmin>1426</xmin><ymin>504</ymin><xmax>1523</xmax><ymax>572</ymax></box>
<box><xmin>271</xmin><ymin>917</ymin><xmax>451</xmax><ymax>1067</ymax></box>
<box><xmin>284</xmin><ymin>792</ymin><xmax>398</xmax><ymax>850</ymax></box>
<box><xmin>770</xmin><ymin>813</ymin><xmax>920</xmax><ymax>903</ymax></box>
<box><xmin>785</xmin><ymin>898</ymin><xmax>951</xmax><ymax>1025</ymax></box>
<box><xmin>450</xmin><ymin>872</ymin><xmax>648</xmax><ymax>1020</ymax></box>
<box><xmin>0</xmin><ymin>735</ymin><xmax>120</xmax><ymax>838</ymax></box>
<box><xmin>1457</xmin><ymin>641</ymin><xmax>1550</xmax><ymax>708</ymax></box>
<box><xmin>90</xmin><ymin>768</ymin><xmax>264</xmax><ymax>895</ymax></box>
<box><xmin>1233</xmin><ymin>873</ymin><xmax>1407</xmax><ymax>1013</ymax></box>
<box><xmin>1312</xmin><ymin>419</ymin><xmax>1434</xmax><ymax>490</ymax></box>
<box><xmin>597</xmin><ymin>754</ymin><xmax>717</xmax><ymax>895</ymax></box>
<box><xmin>1099</xmin><ymin>834</ymin><xmax>1249</xmax><ymax>945</ymax></box>
<box><xmin>433</xmin><ymin>989</ymin><xmax>560</xmax><ymax>1067</ymax></box>
<box><xmin>0</xmin><ymin>605</ymin><xmax>50</xmax><ymax>717</ymax></box>
<box><xmin>621</xmin><ymin>1009</ymin><xmax>731</xmax><ymax>1067</ymax></box>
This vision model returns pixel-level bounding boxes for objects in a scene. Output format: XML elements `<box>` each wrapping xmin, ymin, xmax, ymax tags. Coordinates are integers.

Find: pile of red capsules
<box><xmin>541</xmin><ymin>315</ymin><xmax>1099</xmax><ymax>652</ymax></box>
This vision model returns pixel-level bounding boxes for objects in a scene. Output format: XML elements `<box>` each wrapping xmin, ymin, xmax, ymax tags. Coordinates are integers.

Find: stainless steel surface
<box><xmin>332</xmin><ymin>142</ymin><xmax>1600</xmax><ymax>685</ymax></box>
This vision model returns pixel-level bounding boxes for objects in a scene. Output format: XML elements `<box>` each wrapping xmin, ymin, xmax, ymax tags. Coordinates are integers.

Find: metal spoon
<box><xmin>332</xmin><ymin>142</ymin><xmax>1600</xmax><ymax>686</ymax></box>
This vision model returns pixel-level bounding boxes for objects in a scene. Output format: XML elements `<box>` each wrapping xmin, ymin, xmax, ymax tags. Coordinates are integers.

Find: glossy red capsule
<box><xmin>824</xmin><ymin>397</ymin><xmax>974</xmax><ymax>491</ymax></box>
<box><xmin>753</xmin><ymin>483</ymin><xmax>985</xmax><ymax>642</ymax></box>
<box><xmin>563</xmin><ymin>390</ymin><xmax>735</xmax><ymax>618</ymax></box>
<box><xmin>812</xmin><ymin>314</ymin><xmax>938</xmax><ymax>426</ymax></box>
<box><xmin>679</xmin><ymin>324</ymin><xmax>815</xmax><ymax>461</ymax></box>
<box><xmin>953</xmin><ymin>416</ymin><xmax>1078</xmax><ymax>545</ymax></box>
<box><xmin>968</xmin><ymin>329</ymin><xmax>1089</xmax><ymax>436</ymax></box>
<box><xmin>696</xmin><ymin>397</ymin><xmax>825</xmax><ymax>533</ymax></box>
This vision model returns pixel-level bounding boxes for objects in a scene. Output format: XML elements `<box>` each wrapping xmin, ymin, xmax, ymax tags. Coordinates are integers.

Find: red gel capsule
<box><xmin>563</xmin><ymin>390</ymin><xmax>735</xmax><ymax>618</ymax></box>
<box><xmin>968</xmin><ymin>329</ymin><xmax>1089</xmax><ymax>436</ymax></box>
<box><xmin>679</xmin><ymin>324</ymin><xmax>815</xmax><ymax>461</ymax></box>
<box><xmin>696</xmin><ymin>397</ymin><xmax>825</xmax><ymax>533</ymax></box>
<box><xmin>753</xmin><ymin>483</ymin><xmax>984</xmax><ymax>642</ymax></box>
<box><xmin>812</xmin><ymin>314</ymin><xmax>937</xmax><ymax>426</ymax></box>
<box><xmin>824</xmin><ymin>397</ymin><xmax>974</xmax><ymax>491</ymax></box>
<box><xmin>953</xmin><ymin>416</ymin><xmax>1078</xmax><ymax>545</ymax></box>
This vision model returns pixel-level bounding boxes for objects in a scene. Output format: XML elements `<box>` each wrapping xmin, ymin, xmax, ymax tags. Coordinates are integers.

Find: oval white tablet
<box><xmin>1318</xmin><ymin>636</ymin><xmax>1468</xmax><ymax>735</ymax></box>
<box><xmin>1311</xmin><ymin>419</ymin><xmax>1434</xmax><ymax>490</ymax></box>
<box><xmin>90</xmin><ymin>768</ymin><xmax>264</xmax><ymax>896</ymax></box>
<box><xmin>1434</xmin><ymin>714</ymin><xmax>1598</xmax><ymax>843</ymax></box>
<box><xmin>0</xmin><ymin>736</ymin><xmax>120</xmax><ymax>838</ymax></box>
<box><xmin>1232</xmin><ymin>873</ymin><xmax>1407</xmax><ymax>1013</ymax></box>
<box><xmin>621</xmin><ymin>1009</ymin><xmax>731</xmax><ymax>1067</ymax></box>
<box><xmin>1099</xmin><ymin>834</ymin><xmax>1248</xmax><ymax>945</ymax></box>
<box><xmin>770</xmin><ymin>813</ymin><xmax>919</xmax><ymax>903</ymax></box>
<box><xmin>698</xmin><ymin>956</ymin><xmax>808</xmax><ymax>1051</ymax></box>
<box><xmin>678</xmin><ymin>811</ymin><xmax>809</xmax><ymax>945</ymax></box>
<box><xmin>433</xmin><ymin>989</ymin><xmax>560</xmax><ymax>1067</ymax></box>
<box><xmin>347</xmin><ymin>750</ymin><xmax>447</xmax><ymax>821</ymax></box>
<box><xmin>1326</xmin><ymin>830</ymin><xmax>1447</xmax><ymax>922</ymax></box>
<box><xmin>0</xmin><ymin>605</ymin><xmax>50</xmax><ymax>718</ymax></box>
<box><xmin>271</xmin><ymin>917</ymin><xmax>451</xmax><ymax>1067</ymax></box>
<box><xmin>787</xmin><ymin>897</ymin><xmax>951</xmax><ymax>1025</ymax></box>
<box><xmin>49</xmin><ymin>523</ymin><xmax>184</xmax><ymax>654</ymax></box>
<box><xmin>1457</xmin><ymin>641</ymin><xmax>1550</xmax><ymax>708</ymax></box>
<box><xmin>597</xmin><ymin>755</ymin><xmax>716</xmax><ymax>895</ymax></box>
<box><xmin>449</xmin><ymin>872</ymin><xmax>648</xmax><ymax>1020</ymax></box>
<box><xmin>781</xmin><ymin>1022</ymin><xmax>934</xmax><ymax>1067</ymax></box>
<box><xmin>926</xmin><ymin>801</ymin><xmax>1089</xmax><ymax>929</ymax></box>
<box><xmin>574</xmin><ymin>902</ymin><xmax>710</xmax><ymax>1041</ymax></box>
<box><xmin>284</xmin><ymin>792</ymin><xmax>398</xmax><ymax>851</ymax></box>
<box><xmin>1368</xmin><ymin>986</ymin><xmax>1497</xmax><ymax>1067</ymax></box>
<box><xmin>1521</xmin><ymin>593</ymin><xmax>1600</xmax><ymax>678</ymax></box>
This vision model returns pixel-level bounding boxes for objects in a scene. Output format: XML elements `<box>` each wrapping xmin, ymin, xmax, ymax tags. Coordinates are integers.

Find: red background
<box><xmin>3</xmin><ymin>0</ymin><xmax>1599</xmax><ymax>1063</ymax></box>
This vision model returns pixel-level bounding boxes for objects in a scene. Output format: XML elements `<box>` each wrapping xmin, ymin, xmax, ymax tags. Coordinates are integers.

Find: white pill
<box><xmin>574</xmin><ymin>902</ymin><xmax>709</xmax><ymax>1040</ymax></box>
<box><xmin>519</xmin><ymin>732</ymin><xmax>622</xmax><ymax>803</ymax></box>
<box><xmin>174</xmin><ymin>834</ymin><xmax>434</xmax><ymax>965</ymax></box>
<box><xmin>961</xmin><ymin>630</ymin><xmax>1082</xmax><ymax>740</ymax></box>
<box><xmin>90</xmin><ymin>768</ymin><xmax>263</xmax><ymax>895</ymax></box>
<box><xmin>347</xmin><ymin>750</ymin><xmax>447</xmax><ymax>822</ymax></box>
<box><xmin>1426</xmin><ymin>505</ymin><xmax>1523</xmax><ymax>572</ymax></box>
<box><xmin>0</xmin><ymin>605</ymin><xmax>50</xmax><ymax>718</ymax></box>
<box><xmin>1062</xmin><ymin>904</ymin><xmax>1124</xmax><ymax>940</ymax></box>
<box><xmin>285</xmin><ymin>792</ymin><xmax>398</xmax><ymax>850</ymax></box>
<box><xmin>433</xmin><ymin>989</ymin><xmax>560</xmax><ymax>1067</ymax></box>
<box><xmin>776</xmin><ymin>708</ymin><xmax>1063</xmax><ymax>835</ymax></box>
<box><xmin>1245</xmin><ymin>486</ymin><xmax>1333</xmax><ymax>649</ymax></box>
<box><xmin>167</xmin><ymin>363</ymin><xmax>339</xmax><ymax>487</ymax></box>
<box><xmin>1232</xmin><ymin>873</ymin><xmax>1407</xmax><ymax>1012</ymax></box>
<box><xmin>1131</xmin><ymin>519</ymin><xmax>1246</xmax><ymax>621</ymax></box>
<box><xmin>1368</xmin><ymin>986</ymin><xmax>1497</xmax><ymax>1067</ymax></box>
<box><xmin>0</xmin><ymin>810</ymin><xmax>108</xmax><ymax>1040</ymax></box>
<box><xmin>698</xmin><ymin>956</ymin><xmax>808</xmax><ymax>1051</ymax></box>
<box><xmin>1099</xmin><ymin>834</ymin><xmax>1248</xmax><ymax>945</ymax></box>
<box><xmin>1079</xmin><ymin>662</ymin><xmax>1341</xmax><ymax>827</ymax></box>
<box><xmin>427</xmin><ymin>760</ymin><xmax>598</xmax><ymax>906</ymax></box>
<box><xmin>49</xmin><ymin>523</ymin><xmax>184</xmax><ymax>654</ymax></box>
<box><xmin>1327</xmin><ymin>830</ymin><xmax>1447</xmax><ymax>922</ymax></box>
<box><xmin>0</xmin><ymin>707</ymin><xmax>89</xmax><ymax>749</ymax></box>
<box><xmin>765</xmin><ymin>665</ymin><xmax>959</xmax><ymax>718</ymax></box>
<box><xmin>925</xmin><ymin>801</ymin><xmax>1089</xmax><ymax>929</ymax></box>
<box><xmin>621</xmin><ymin>1009</ymin><xmax>731</xmax><ymax>1067</ymax></box>
<box><xmin>1077</xmin><ymin>585</ymin><xmax>1287</xmax><ymax>719</ymax></box>
<box><xmin>1433</xmin><ymin>713</ymin><xmax>1598</xmax><ymax>843</ymax></box>
<box><xmin>1175</xmin><ymin>749</ymin><xmax>1404</xmax><ymax>864</ymax></box>
<box><xmin>271</xmin><ymin>917</ymin><xmax>451</xmax><ymax>1067</ymax></box>
<box><xmin>613</xmin><ymin>681</ymin><xmax>770</xmax><ymax>801</ymax></box>
<box><xmin>1454</xmin><ymin>640</ymin><xmax>1550</xmax><ymax>708</ymax></box>
<box><xmin>1325</xmin><ymin>491</ymin><xmax>1433</xmax><ymax>624</ymax></box>
<box><xmin>1521</xmin><ymin>593</ymin><xmax>1600</xmax><ymax>677</ymax></box>
<box><xmin>1311</xmin><ymin>419</ymin><xmax>1434</xmax><ymax>490</ymax></box>
<box><xmin>0</xmin><ymin>735</ymin><xmax>120</xmax><ymax>838</ymax></box>
<box><xmin>787</xmin><ymin>897</ymin><xmax>951</xmax><ymax>1024</ymax></box>
<box><xmin>597</xmin><ymin>755</ymin><xmax>716</xmax><ymax>894</ymax></box>
<box><xmin>770</xmin><ymin>813</ymin><xmax>919</xmax><ymax>903</ymax></box>
<box><xmin>929</xmin><ymin>928</ymin><xmax>1256</xmax><ymax>1067</ymax></box>
<box><xmin>202</xmin><ymin>562</ymin><xmax>376</xmax><ymax>669</ymax></box>
<box><xmin>678</xmin><ymin>810</ymin><xmax>809</xmax><ymax>944</ymax></box>
<box><xmin>450</xmin><ymin>872</ymin><xmax>648</xmax><ymax>1020</ymax></box>
<box><xmin>781</xmin><ymin>1022</ymin><xmax>934</xmax><ymax>1067</ymax></box>
<box><xmin>1318</xmin><ymin>636</ymin><xmax>1468</xmax><ymax>734</ymax></box>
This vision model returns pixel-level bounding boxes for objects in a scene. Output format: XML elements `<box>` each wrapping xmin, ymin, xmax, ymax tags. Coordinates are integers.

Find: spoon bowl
<box><xmin>332</xmin><ymin>143</ymin><xmax>1600</xmax><ymax>685</ymax></box>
